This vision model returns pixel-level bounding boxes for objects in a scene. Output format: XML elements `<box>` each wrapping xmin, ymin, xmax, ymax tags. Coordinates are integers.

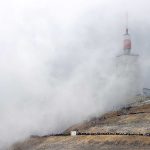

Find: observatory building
<box><xmin>116</xmin><ymin>24</ymin><xmax>141</xmax><ymax>97</ymax></box>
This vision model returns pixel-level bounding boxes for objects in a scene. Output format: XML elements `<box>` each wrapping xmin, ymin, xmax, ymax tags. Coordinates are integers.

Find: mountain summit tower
<box><xmin>116</xmin><ymin>18</ymin><xmax>141</xmax><ymax>97</ymax></box>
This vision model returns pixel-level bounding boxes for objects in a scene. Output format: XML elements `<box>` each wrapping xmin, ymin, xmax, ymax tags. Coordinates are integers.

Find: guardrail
<box><xmin>30</xmin><ymin>132</ymin><xmax>150</xmax><ymax>138</ymax></box>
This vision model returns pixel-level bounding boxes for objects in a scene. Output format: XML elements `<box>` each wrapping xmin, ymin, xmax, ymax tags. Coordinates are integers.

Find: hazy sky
<box><xmin>0</xmin><ymin>0</ymin><xmax>150</xmax><ymax>149</ymax></box>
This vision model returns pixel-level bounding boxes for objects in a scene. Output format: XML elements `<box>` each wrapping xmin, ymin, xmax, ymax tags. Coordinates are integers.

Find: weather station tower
<box><xmin>116</xmin><ymin>15</ymin><xmax>141</xmax><ymax>97</ymax></box>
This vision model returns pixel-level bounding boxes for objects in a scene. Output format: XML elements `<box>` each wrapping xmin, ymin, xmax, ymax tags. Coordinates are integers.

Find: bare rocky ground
<box><xmin>11</xmin><ymin>135</ymin><xmax>150</xmax><ymax>150</ymax></box>
<box><xmin>65</xmin><ymin>102</ymin><xmax>150</xmax><ymax>134</ymax></box>
<box><xmin>11</xmin><ymin>101</ymin><xmax>150</xmax><ymax>150</ymax></box>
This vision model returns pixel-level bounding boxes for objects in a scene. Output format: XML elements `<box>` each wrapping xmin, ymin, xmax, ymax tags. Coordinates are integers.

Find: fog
<box><xmin>0</xmin><ymin>0</ymin><xmax>150</xmax><ymax>149</ymax></box>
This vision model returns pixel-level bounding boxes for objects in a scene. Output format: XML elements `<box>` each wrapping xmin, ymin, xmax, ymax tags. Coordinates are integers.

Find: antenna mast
<box><xmin>123</xmin><ymin>13</ymin><xmax>131</xmax><ymax>54</ymax></box>
<box><xmin>126</xmin><ymin>13</ymin><xmax>128</xmax><ymax>35</ymax></box>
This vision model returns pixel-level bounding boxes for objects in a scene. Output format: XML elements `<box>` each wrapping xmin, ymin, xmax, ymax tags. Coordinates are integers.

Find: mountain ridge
<box><xmin>11</xmin><ymin>100</ymin><xmax>150</xmax><ymax>150</ymax></box>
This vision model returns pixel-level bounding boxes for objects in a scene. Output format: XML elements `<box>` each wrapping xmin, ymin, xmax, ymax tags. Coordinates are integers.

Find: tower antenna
<box><xmin>126</xmin><ymin>13</ymin><xmax>128</xmax><ymax>34</ymax></box>
<box><xmin>123</xmin><ymin>12</ymin><xmax>131</xmax><ymax>53</ymax></box>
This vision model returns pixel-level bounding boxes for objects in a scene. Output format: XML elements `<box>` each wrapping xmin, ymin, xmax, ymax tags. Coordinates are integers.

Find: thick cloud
<box><xmin>0</xmin><ymin>0</ymin><xmax>150</xmax><ymax>149</ymax></box>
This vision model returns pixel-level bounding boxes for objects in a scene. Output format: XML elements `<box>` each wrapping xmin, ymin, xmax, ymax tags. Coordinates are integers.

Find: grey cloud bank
<box><xmin>0</xmin><ymin>0</ymin><xmax>150</xmax><ymax>149</ymax></box>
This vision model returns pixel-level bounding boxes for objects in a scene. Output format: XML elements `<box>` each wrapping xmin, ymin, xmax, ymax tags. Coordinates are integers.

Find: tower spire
<box><xmin>123</xmin><ymin>13</ymin><xmax>131</xmax><ymax>54</ymax></box>
<box><xmin>125</xmin><ymin>13</ymin><xmax>129</xmax><ymax>35</ymax></box>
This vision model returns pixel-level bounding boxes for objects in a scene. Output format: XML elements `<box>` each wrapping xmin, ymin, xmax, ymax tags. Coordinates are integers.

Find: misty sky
<box><xmin>0</xmin><ymin>0</ymin><xmax>150</xmax><ymax>149</ymax></box>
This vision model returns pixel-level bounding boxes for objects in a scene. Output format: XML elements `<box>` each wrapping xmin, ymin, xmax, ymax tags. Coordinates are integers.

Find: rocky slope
<box><xmin>12</xmin><ymin>135</ymin><xmax>150</xmax><ymax>150</ymax></box>
<box><xmin>65</xmin><ymin>102</ymin><xmax>150</xmax><ymax>135</ymax></box>
<box><xmin>11</xmin><ymin>101</ymin><xmax>150</xmax><ymax>150</ymax></box>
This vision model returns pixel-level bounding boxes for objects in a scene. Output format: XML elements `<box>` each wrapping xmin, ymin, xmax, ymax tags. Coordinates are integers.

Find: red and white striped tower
<box><xmin>123</xmin><ymin>14</ymin><xmax>131</xmax><ymax>55</ymax></box>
